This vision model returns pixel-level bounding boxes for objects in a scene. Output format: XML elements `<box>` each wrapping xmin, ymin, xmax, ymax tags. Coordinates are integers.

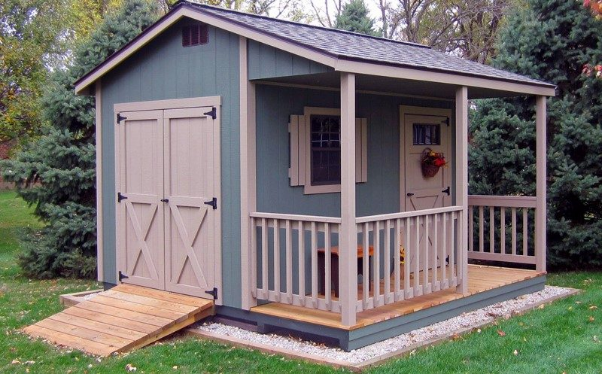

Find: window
<box><xmin>310</xmin><ymin>115</ymin><xmax>341</xmax><ymax>185</ymax></box>
<box><xmin>413</xmin><ymin>123</ymin><xmax>440</xmax><ymax>145</ymax></box>
<box><xmin>289</xmin><ymin>107</ymin><xmax>368</xmax><ymax>194</ymax></box>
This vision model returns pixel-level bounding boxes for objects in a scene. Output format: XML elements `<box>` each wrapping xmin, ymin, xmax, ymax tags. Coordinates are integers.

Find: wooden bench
<box><xmin>317</xmin><ymin>245</ymin><xmax>374</xmax><ymax>297</ymax></box>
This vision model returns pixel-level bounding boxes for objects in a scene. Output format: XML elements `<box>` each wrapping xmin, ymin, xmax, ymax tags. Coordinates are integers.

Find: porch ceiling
<box><xmin>255</xmin><ymin>72</ymin><xmax>537</xmax><ymax>100</ymax></box>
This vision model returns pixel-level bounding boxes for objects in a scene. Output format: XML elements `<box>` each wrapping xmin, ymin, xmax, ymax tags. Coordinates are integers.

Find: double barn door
<box><xmin>116</xmin><ymin>105</ymin><xmax>219</xmax><ymax>299</ymax></box>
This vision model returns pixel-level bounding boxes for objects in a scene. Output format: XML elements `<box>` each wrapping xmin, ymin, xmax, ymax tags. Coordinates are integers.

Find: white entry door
<box><xmin>401</xmin><ymin>110</ymin><xmax>452</xmax><ymax>271</ymax></box>
<box><xmin>116</xmin><ymin>103</ymin><xmax>220</xmax><ymax>299</ymax></box>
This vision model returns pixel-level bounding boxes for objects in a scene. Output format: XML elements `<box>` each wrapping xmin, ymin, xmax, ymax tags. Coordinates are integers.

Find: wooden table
<box><xmin>317</xmin><ymin>245</ymin><xmax>374</xmax><ymax>297</ymax></box>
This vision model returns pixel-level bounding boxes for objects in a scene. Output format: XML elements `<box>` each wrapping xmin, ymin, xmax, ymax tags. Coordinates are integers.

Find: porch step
<box><xmin>23</xmin><ymin>284</ymin><xmax>215</xmax><ymax>356</ymax></box>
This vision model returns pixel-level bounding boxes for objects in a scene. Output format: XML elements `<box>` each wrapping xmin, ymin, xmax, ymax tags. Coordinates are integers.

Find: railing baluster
<box><xmin>311</xmin><ymin>221</ymin><xmax>318</xmax><ymax>308</ymax></box>
<box><xmin>261</xmin><ymin>218</ymin><xmax>268</xmax><ymax>299</ymax></box>
<box><xmin>479</xmin><ymin>206</ymin><xmax>484</xmax><ymax>252</ymax></box>
<box><xmin>432</xmin><ymin>213</ymin><xmax>439</xmax><ymax>292</ymax></box>
<box><xmin>489</xmin><ymin>206</ymin><xmax>495</xmax><ymax>253</ymax></box>
<box><xmin>363</xmin><ymin>222</ymin><xmax>370</xmax><ymax>308</ymax></box>
<box><xmin>450</xmin><ymin>212</ymin><xmax>456</xmax><ymax>286</ymax></box>
<box><xmin>442</xmin><ymin>212</ymin><xmax>448</xmax><ymax>289</ymax></box>
<box><xmin>251</xmin><ymin>217</ymin><xmax>257</xmax><ymax>298</ymax></box>
<box><xmin>500</xmin><ymin>207</ymin><xmax>506</xmax><ymax>255</ymax></box>
<box><xmin>404</xmin><ymin>217</ymin><xmax>412</xmax><ymax>298</ymax></box>
<box><xmin>414</xmin><ymin>216</ymin><xmax>420</xmax><ymax>295</ymax></box>
<box><xmin>469</xmin><ymin>206</ymin><xmax>474</xmax><ymax>252</ymax></box>
<box><xmin>374</xmin><ymin>221</ymin><xmax>381</xmax><ymax>306</ymax></box>
<box><xmin>511</xmin><ymin>208</ymin><xmax>517</xmax><ymax>256</ymax></box>
<box><xmin>324</xmin><ymin>223</ymin><xmax>331</xmax><ymax>310</ymax></box>
<box><xmin>286</xmin><ymin>220</ymin><xmax>293</xmax><ymax>304</ymax></box>
<box><xmin>298</xmin><ymin>221</ymin><xmax>305</xmax><ymax>306</ymax></box>
<box><xmin>523</xmin><ymin>208</ymin><xmax>528</xmax><ymax>256</ymax></box>
<box><xmin>384</xmin><ymin>220</ymin><xmax>391</xmax><ymax>304</ymax></box>
<box><xmin>394</xmin><ymin>219</ymin><xmax>402</xmax><ymax>301</ymax></box>
<box><xmin>423</xmin><ymin>215</ymin><xmax>430</xmax><ymax>294</ymax></box>
<box><xmin>273</xmin><ymin>218</ymin><xmax>280</xmax><ymax>302</ymax></box>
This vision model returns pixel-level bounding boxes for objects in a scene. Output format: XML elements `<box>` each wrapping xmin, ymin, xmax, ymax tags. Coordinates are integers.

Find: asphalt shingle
<box><xmin>188</xmin><ymin>1</ymin><xmax>552</xmax><ymax>88</ymax></box>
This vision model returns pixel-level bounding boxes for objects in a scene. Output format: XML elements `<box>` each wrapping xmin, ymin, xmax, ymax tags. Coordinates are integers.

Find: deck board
<box><xmin>23</xmin><ymin>284</ymin><xmax>214</xmax><ymax>356</ymax></box>
<box><xmin>251</xmin><ymin>265</ymin><xmax>544</xmax><ymax>330</ymax></box>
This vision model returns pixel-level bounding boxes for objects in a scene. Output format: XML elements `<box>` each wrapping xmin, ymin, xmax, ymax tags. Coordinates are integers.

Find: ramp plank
<box><xmin>24</xmin><ymin>284</ymin><xmax>215</xmax><ymax>356</ymax></box>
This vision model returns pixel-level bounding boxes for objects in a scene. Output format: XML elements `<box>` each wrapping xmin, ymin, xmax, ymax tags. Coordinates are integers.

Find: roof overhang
<box><xmin>75</xmin><ymin>3</ymin><xmax>556</xmax><ymax>97</ymax></box>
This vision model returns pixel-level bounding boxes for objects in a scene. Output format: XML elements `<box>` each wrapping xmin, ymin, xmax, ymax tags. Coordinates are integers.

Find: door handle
<box><xmin>406</xmin><ymin>193</ymin><xmax>414</xmax><ymax>197</ymax></box>
<box><xmin>442</xmin><ymin>186</ymin><xmax>451</xmax><ymax>196</ymax></box>
<box><xmin>161</xmin><ymin>198</ymin><xmax>169</xmax><ymax>203</ymax></box>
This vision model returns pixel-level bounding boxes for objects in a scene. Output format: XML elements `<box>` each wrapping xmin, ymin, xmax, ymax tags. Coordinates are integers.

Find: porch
<box><xmin>251</xmin><ymin>264</ymin><xmax>543</xmax><ymax>331</ymax></box>
<box><xmin>246</xmin><ymin>194</ymin><xmax>546</xmax><ymax>328</ymax></box>
<box><xmin>238</xmin><ymin>47</ymin><xmax>549</xmax><ymax>331</ymax></box>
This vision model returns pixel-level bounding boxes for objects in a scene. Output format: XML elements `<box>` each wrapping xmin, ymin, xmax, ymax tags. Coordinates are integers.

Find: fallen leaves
<box><xmin>513</xmin><ymin>349</ymin><xmax>519</xmax><ymax>356</ymax></box>
<box><xmin>125</xmin><ymin>363</ymin><xmax>137</xmax><ymax>372</ymax></box>
<box><xmin>588</xmin><ymin>316</ymin><xmax>595</xmax><ymax>322</ymax></box>
<box><xmin>497</xmin><ymin>330</ymin><xmax>506</xmax><ymax>337</ymax></box>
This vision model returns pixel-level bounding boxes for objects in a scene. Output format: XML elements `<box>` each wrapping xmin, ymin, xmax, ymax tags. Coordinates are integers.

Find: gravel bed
<box><xmin>194</xmin><ymin>286</ymin><xmax>575</xmax><ymax>364</ymax></box>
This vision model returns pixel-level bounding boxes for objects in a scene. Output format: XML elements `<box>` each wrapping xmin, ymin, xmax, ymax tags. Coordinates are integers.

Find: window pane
<box><xmin>413</xmin><ymin>123</ymin><xmax>441</xmax><ymax>145</ymax></box>
<box><xmin>310</xmin><ymin>115</ymin><xmax>341</xmax><ymax>185</ymax></box>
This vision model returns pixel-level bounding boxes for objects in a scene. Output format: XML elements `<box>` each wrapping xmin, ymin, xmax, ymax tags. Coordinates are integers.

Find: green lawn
<box><xmin>0</xmin><ymin>189</ymin><xmax>600</xmax><ymax>373</ymax></box>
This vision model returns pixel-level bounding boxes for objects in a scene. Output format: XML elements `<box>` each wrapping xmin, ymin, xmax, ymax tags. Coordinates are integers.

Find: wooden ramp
<box><xmin>23</xmin><ymin>284</ymin><xmax>214</xmax><ymax>356</ymax></box>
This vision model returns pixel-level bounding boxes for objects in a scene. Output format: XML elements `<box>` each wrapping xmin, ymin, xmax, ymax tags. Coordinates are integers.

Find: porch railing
<box><xmin>468</xmin><ymin>195</ymin><xmax>537</xmax><ymax>265</ymax></box>
<box><xmin>355</xmin><ymin>206</ymin><xmax>464</xmax><ymax>312</ymax></box>
<box><xmin>250</xmin><ymin>206</ymin><xmax>465</xmax><ymax>314</ymax></box>
<box><xmin>250</xmin><ymin>212</ymin><xmax>342</xmax><ymax>312</ymax></box>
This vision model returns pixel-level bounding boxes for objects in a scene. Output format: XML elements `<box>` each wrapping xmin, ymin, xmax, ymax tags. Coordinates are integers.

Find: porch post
<box><xmin>240</xmin><ymin>36</ymin><xmax>257</xmax><ymax>309</ymax></box>
<box><xmin>340</xmin><ymin>72</ymin><xmax>358</xmax><ymax>326</ymax></box>
<box><xmin>535</xmin><ymin>96</ymin><xmax>547</xmax><ymax>273</ymax></box>
<box><xmin>455</xmin><ymin>86</ymin><xmax>469</xmax><ymax>294</ymax></box>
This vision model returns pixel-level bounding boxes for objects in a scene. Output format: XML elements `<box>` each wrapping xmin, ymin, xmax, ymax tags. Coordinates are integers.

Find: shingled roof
<box><xmin>74</xmin><ymin>0</ymin><xmax>555</xmax><ymax>94</ymax></box>
<box><xmin>187</xmin><ymin>1</ymin><xmax>552</xmax><ymax>88</ymax></box>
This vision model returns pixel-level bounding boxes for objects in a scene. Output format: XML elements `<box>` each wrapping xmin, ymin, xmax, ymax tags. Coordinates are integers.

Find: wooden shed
<box><xmin>74</xmin><ymin>1</ymin><xmax>555</xmax><ymax>351</ymax></box>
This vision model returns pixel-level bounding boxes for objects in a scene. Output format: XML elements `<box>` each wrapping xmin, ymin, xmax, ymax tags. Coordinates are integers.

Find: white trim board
<box><xmin>75</xmin><ymin>4</ymin><xmax>555</xmax><ymax>97</ymax></box>
<box><xmin>95</xmin><ymin>80</ymin><xmax>103</xmax><ymax>282</ymax></box>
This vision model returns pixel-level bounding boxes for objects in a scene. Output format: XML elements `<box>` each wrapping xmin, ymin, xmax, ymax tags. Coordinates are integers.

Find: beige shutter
<box><xmin>289</xmin><ymin>115</ymin><xmax>306</xmax><ymax>186</ymax></box>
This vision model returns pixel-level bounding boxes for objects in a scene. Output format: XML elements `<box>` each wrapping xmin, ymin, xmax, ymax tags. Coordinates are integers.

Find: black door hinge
<box><xmin>205</xmin><ymin>287</ymin><xmax>218</xmax><ymax>300</ymax></box>
<box><xmin>406</xmin><ymin>192</ymin><xmax>415</xmax><ymax>197</ymax></box>
<box><xmin>204</xmin><ymin>107</ymin><xmax>217</xmax><ymax>120</ymax></box>
<box><xmin>442</xmin><ymin>117</ymin><xmax>450</xmax><ymax>127</ymax></box>
<box><xmin>119</xmin><ymin>271</ymin><xmax>129</xmax><ymax>282</ymax></box>
<box><xmin>204</xmin><ymin>197</ymin><xmax>217</xmax><ymax>210</ymax></box>
<box><xmin>117</xmin><ymin>113</ymin><xmax>127</xmax><ymax>123</ymax></box>
<box><xmin>442</xmin><ymin>186</ymin><xmax>451</xmax><ymax>196</ymax></box>
<box><xmin>117</xmin><ymin>192</ymin><xmax>128</xmax><ymax>203</ymax></box>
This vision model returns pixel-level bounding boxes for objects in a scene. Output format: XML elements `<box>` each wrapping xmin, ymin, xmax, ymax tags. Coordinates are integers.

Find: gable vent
<box><xmin>182</xmin><ymin>24</ymin><xmax>208</xmax><ymax>47</ymax></box>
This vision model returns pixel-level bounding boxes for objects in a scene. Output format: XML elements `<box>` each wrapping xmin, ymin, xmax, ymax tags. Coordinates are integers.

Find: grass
<box><xmin>0</xmin><ymin>189</ymin><xmax>600</xmax><ymax>373</ymax></box>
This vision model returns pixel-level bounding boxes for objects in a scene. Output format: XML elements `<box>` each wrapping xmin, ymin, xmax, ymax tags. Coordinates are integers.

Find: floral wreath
<box><xmin>421</xmin><ymin>148</ymin><xmax>447</xmax><ymax>177</ymax></box>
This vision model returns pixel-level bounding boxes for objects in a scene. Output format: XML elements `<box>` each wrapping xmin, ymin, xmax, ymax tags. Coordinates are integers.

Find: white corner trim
<box><xmin>95</xmin><ymin>80</ymin><xmax>104</xmax><ymax>283</ymax></box>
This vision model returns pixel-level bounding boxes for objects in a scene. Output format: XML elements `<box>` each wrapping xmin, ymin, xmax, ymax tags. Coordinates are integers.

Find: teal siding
<box><xmin>100</xmin><ymin>20</ymin><xmax>243</xmax><ymax>308</ymax></box>
<box><xmin>248</xmin><ymin>40</ymin><xmax>332</xmax><ymax>80</ymax></box>
<box><xmin>255</xmin><ymin>84</ymin><xmax>453</xmax><ymax>217</ymax></box>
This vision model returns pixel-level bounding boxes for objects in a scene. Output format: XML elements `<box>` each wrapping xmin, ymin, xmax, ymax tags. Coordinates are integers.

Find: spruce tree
<box><xmin>1</xmin><ymin>0</ymin><xmax>159</xmax><ymax>278</ymax></box>
<box><xmin>469</xmin><ymin>0</ymin><xmax>602</xmax><ymax>268</ymax></box>
<box><xmin>334</xmin><ymin>0</ymin><xmax>378</xmax><ymax>36</ymax></box>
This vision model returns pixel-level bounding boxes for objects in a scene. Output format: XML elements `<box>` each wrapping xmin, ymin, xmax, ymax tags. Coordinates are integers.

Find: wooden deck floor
<box><xmin>251</xmin><ymin>265</ymin><xmax>544</xmax><ymax>330</ymax></box>
<box><xmin>24</xmin><ymin>284</ymin><xmax>215</xmax><ymax>356</ymax></box>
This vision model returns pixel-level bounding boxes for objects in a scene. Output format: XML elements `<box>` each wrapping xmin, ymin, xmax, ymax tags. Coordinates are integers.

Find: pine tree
<box><xmin>0</xmin><ymin>0</ymin><xmax>160</xmax><ymax>278</ymax></box>
<box><xmin>469</xmin><ymin>0</ymin><xmax>602</xmax><ymax>268</ymax></box>
<box><xmin>334</xmin><ymin>0</ymin><xmax>378</xmax><ymax>36</ymax></box>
